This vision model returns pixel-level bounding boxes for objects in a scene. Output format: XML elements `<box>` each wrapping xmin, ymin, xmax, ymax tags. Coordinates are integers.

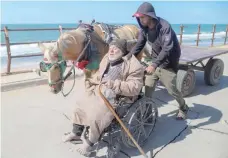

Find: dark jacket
<box><xmin>131</xmin><ymin>2</ymin><xmax>181</xmax><ymax>73</ymax></box>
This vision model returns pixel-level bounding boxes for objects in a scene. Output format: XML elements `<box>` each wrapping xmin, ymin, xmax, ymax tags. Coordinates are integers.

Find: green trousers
<box><xmin>144</xmin><ymin>67</ymin><xmax>187</xmax><ymax>110</ymax></box>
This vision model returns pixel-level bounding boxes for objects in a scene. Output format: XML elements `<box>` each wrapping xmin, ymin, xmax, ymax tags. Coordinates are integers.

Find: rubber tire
<box><xmin>176</xmin><ymin>69</ymin><xmax>196</xmax><ymax>97</ymax></box>
<box><xmin>204</xmin><ymin>59</ymin><xmax>224</xmax><ymax>86</ymax></box>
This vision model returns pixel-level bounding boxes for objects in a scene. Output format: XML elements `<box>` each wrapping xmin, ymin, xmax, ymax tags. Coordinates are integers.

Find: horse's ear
<box><xmin>38</xmin><ymin>42</ymin><xmax>46</xmax><ymax>53</ymax></box>
<box><xmin>126</xmin><ymin>39</ymin><xmax>137</xmax><ymax>52</ymax></box>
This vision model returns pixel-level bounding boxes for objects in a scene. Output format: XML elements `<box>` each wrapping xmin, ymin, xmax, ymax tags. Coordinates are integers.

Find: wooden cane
<box><xmin>98</xmin><ymin>84</ymin><xmax>148</xmax><ymax>158</ymax></box>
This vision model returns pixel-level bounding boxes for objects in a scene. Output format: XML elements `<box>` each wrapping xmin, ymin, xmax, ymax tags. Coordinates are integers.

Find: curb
<box><xmin>1</xmin><ymin>78</ymin><xmax>48</xmax><ymax>92</ymax></box>
<box><xmin>1</xmin><ymin>74</ymin><xmax>82</xmax><ymax>92</ymax></box>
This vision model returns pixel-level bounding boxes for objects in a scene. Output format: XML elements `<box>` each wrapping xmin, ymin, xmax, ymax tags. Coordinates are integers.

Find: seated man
<box><xmin>63</xmin><ymin>39</ymin><xmax>144</xmax><ymax>156</ymax></box>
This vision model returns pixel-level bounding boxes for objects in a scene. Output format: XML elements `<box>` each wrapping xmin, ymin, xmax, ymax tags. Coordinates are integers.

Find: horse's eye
<box><xmin>54</xmin><ymin>65</ymin><xmax>59</xmax><ymax>69</ymax></box>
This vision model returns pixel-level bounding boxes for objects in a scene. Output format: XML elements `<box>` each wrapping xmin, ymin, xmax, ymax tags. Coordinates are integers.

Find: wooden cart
<box><xmin>176</xmin><ymin>45</ymin><xmax>228</xmax><ymax>97</ymax></box>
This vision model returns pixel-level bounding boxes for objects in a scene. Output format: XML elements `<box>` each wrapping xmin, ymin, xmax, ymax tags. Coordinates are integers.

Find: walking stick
<box><xmin>98</xmin><ymin>84</ymin><xmax>149</xmax><ymax>158</ymax></box>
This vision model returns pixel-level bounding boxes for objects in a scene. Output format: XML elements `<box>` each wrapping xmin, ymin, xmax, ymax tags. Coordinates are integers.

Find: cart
<box><xmin>176</xmin><ymin>45</ymin><xmax>228</xmax><ymax>97</ymax></box>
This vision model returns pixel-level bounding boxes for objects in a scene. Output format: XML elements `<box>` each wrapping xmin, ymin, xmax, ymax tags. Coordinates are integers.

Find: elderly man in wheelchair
<box><xmin>63</xmin><ymin>39</ymin><xmax>157</xmax><ymax>157</ymax></box>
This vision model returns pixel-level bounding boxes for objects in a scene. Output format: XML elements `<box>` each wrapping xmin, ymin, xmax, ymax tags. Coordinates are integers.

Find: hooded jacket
<box><xmin>131</xmin><ymin>2</ymin><xmax>181</xmax><ymax>73</ymax></box>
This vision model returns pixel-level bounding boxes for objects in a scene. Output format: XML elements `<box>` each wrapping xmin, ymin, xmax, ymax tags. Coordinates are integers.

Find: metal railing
<box><xmin>1</xmin><ymin>24</ymin><xmax>228</xmax><ymax>75</ymax></box>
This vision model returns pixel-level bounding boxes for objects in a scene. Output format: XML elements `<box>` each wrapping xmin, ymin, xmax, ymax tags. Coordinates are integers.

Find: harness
<box><xmin>39</xmin><ymin>51</ymin><xmax>67</xmax><ymax>87</ymax></box>
<box><xmin>95</xmin><ymin>22</ymin><xmax>121</xmax><ymax>43</ymax></box>
<box><xmin>74</xmin><ymin>24</ymin><xmax>101</xmax><ymax>71</ymax></box>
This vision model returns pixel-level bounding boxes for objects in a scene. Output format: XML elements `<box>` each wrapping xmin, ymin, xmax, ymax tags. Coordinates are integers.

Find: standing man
<box><xmin>130</xmin><ymin>2</ymin><xmax>189</xmax><ymax>119</ymax></box>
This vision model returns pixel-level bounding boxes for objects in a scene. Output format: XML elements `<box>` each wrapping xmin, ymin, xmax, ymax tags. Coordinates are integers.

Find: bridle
<box><xmin>39</xmin><ymin>31</ymin><xmax>92</xmax><ymax>97</ymax></box>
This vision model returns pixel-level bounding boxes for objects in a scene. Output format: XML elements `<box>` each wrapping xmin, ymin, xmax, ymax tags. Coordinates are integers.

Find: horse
<box><xmin>37</xmin><ymin>22</ymin><xmax>145</xmax><ymax>95</ymax></box>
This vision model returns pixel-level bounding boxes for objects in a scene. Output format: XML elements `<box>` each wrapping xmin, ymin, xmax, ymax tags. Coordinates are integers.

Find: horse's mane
<box><xmin>57</xmin><ymin>28</ymin><xmax>87</xmax><ymax>53</ymax></box>
<box><xmin>44</xmin><ymin>25</ymin><xmax>108</xmax><ymax>65</ymax></box>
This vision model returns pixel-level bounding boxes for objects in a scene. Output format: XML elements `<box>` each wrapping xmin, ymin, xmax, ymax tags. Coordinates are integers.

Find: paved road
<box><xmin>2</xmin><ymin>53</ymin><xmax>228</xmax><ymax>158</ymax></box>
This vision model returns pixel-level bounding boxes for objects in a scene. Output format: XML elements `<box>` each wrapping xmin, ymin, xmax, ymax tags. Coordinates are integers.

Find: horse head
<box><xmin>38</xmin><ymin>24</ymin><xmax>109</xmax><ymax>94</ymax></box>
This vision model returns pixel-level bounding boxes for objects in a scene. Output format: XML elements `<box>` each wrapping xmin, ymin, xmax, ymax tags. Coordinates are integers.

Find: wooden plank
<box><xmin>196</xmin><ymin>24</ymin><xmax>201</xmax><ymax>46</ymax></box>
<box><xmin>211</xmin><ymin>24</ymin><xmax>216</xmax><ymax>47</ymax></box>
<box><xmin>224</xmin><ymin>25</ymin><xmax>228</xmax><ymax>45</ymax></box>
<box><xmin>3</xmin><ymin>26</ymin><xmax>12</xmax><ymax>74</ymax></box>
<box><xmin>179</xmin><ymin>45</ymin><xmax>228</xmax><ymax>64</ymax></box>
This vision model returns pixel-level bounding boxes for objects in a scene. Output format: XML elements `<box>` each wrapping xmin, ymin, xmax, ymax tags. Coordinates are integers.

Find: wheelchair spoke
<box><xmin>144</xmin><ymin>113</ymin><xmax>153</xmax><ymax>122</ymax></box>
<box><xmin>131</xmin><ymin>123</ymin><xmax>141</xmax><ymax>129</ymax></box>
<box><xmin>140</xmin><ymin>125</ymin><xmax>147</xmax><ymax>138</ymax></box>
<box><xmin>136</xmin><ymin>128</ymin><xmax>141</xmax><ymax>143</ymax></box>
<box><xmin>144</xmin><ymin>104</ymin><xmax>151</xmax><ymax>118</ymax></box>
<box><xmin>144</xmin><ymin>107</ymin><xmax>156</xmax><ymax>122</ymax></box>
<box><xmin>142</xmin><ymin>105</ymin><xmax>151</xmax><ymax>121</ymax></box>
<box><xmin>144</xmin><ymin>122</ymin><xmax>155</xmax><ymax>126</ymax></box>
<box><xmin>136</xmin><ymin>118</ymin><xmax>142</xmax><ymax>124</ymax></box>
<box><xmin>139</xmin><ymin>103</ymin><xmax>144</xmax><ymax>120</ymax></box>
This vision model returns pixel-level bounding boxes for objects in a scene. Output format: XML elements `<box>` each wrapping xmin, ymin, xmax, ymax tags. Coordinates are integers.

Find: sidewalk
<box><xmin>0</xmin><ymin>67</ymin><xmax>84</xmax><ymax>92</ymax></box>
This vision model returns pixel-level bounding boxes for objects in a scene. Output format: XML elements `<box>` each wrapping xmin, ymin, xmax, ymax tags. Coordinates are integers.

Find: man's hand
<box><xmin>146</xmin><ymin>65</ymin><xmax>156</xmax><ymax>74</ymax></box>
<box><xmin>102</xmin><ymin>80</ymin><xmax>114</xmax><ymax>89</ymax></box>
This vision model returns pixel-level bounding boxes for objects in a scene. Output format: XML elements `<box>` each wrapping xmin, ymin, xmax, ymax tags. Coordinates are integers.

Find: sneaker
<box><xmin>176</xmin><ymin>105</ymin><xmax>189</xmax><ymax>120</ymax></box>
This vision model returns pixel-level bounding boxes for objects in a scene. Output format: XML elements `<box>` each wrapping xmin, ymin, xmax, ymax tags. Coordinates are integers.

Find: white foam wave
<box><xmin>178</xmin><ymin>31</ymin><xmax>226</xmax><ymax>40</ymax></box>
<box><xmin>0</xmin><ymin>42</ymin><xmax>54</xmax><ymax>57</ymax></box>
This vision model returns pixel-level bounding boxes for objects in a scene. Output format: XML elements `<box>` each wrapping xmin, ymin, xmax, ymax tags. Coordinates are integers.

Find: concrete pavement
<box><xmin>1</xmin><ymin>48</ymin><xmax>228</xmax><ymax>158</ymax></box>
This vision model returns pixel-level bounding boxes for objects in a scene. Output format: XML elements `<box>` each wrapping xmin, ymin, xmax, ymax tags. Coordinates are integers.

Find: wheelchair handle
<box><xmin>141</xmin><ymin>61</ymin><xmax>150</xmax><ymax>75</ymax></box>
<box><xmin>98</xmin><ymin>84</ymin><xmax>149</xmax><ymax>158</ymax></box>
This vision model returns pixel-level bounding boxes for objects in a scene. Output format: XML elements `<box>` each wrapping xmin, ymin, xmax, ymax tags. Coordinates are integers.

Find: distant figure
<box><xmin>130</xmin><ymin>2</ymin><xmax>189</xmax><ymax>119</ymax></box>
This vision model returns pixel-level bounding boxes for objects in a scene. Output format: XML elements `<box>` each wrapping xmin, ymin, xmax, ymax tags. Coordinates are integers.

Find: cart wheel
<box><xmin>204</xmin><ymin>59</ymin><xmax>224</xmax><ymax>86</ymax></box>
<box><xmin>176</xmin><ymin>69</ymin><xmax>196</xmax><ymax>97</ymax></box>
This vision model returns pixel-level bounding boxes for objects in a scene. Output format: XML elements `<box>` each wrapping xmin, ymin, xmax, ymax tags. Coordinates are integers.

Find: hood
<box><xmin>132</xmin><ymin>2</ymin><xmax>158</xmax><ymax>29</ymax></box>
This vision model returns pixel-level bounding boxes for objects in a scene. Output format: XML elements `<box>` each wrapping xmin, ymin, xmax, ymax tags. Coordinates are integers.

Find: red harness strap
<box><xmin>73</xmin><ymin>60</ymin><xmax>89</xmax><ymax>70</ymax></box>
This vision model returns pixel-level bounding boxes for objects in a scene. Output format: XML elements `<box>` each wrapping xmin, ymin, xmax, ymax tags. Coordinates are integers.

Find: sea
<box><xmin>1</xmin><ymin>23</ymin><xmax>227</xmax><ymax>71</ymax></box>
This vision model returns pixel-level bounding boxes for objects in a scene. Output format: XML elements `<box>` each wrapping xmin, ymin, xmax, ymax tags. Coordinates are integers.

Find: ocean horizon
<box><xmin>1</xmin><ymin>23</ymin><xmax>228</xmax><ymax>71</ymax></box>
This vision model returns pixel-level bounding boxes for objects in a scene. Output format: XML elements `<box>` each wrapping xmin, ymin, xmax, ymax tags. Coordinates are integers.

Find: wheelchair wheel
<box><xmin>106</xmin><ymin>140</ymin><xmax>121</xmax><ymax>158</ymax></box>
<box><xmin>121</xmin><ymin>97</ymin><xmax>158</xmax><ymax>148</ymax></box>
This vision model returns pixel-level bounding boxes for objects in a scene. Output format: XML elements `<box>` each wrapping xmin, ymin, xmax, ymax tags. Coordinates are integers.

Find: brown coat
<box><xmin>72</xmin><ymin>54</ymin><xmax>144</xmax><ymax>144</ymax></box>
<box><xmin>85</xmin><ymin>54</ymin><xmax>144</xmax><ymax>98</ymax></box>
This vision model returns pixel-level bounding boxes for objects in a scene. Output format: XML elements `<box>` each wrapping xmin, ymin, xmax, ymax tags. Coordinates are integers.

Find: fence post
<box><xmin>224</xmin><ymin>25</ymin><xmax>228</xmax><ymax>45</ymax></box>
<box><xmin>179</xmin><ymin>24</ymin><xmax>184</xmax><ymax>45</ymax></box>
<box><xmin>196</xmin><ymin>24</ymin><xmax>201</xmax><ymax>46</ymax></box>
<box><xmin>211</xmin><ymin>24</ymin><xmax>216</xmax><ymax>47</ymax></box>
<box><xmin>59</xmin><ymin>25</ymin><xmax>62</xmax><ymax>35</ymax></box>
<box><xmin>4</xmin><ymin>26</ymin><xmax>12</xmax><ymax>74</ymax></box>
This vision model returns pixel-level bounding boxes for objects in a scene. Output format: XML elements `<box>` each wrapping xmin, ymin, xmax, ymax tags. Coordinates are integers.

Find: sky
<box><xmin>1</xmin><ymin>1</ymin><xmax>228</xmax><ymax>24</ymax></box>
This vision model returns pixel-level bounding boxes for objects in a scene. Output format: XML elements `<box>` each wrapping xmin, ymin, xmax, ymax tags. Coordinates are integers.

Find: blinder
<box><xmin>39</xmin><ymin>60</ymin><xmax>67</xmax><ymax>75</ymax></box>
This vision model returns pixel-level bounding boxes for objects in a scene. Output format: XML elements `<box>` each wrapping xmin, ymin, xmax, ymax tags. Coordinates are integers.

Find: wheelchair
<box><xmin>92</xmin><ymin>90</ymin><xmax>158</xmax><ymax>158</ymax></box>
<box><xmin>78</xmin><ymin>62</ymin><xmax>158</xmax><ymax>157</ymax></box>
